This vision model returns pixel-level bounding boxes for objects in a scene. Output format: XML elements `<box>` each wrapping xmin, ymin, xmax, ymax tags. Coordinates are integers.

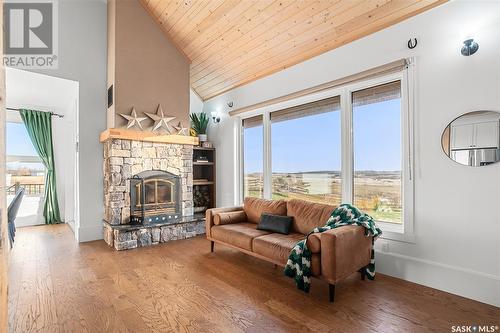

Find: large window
<box><xmin>271</xmin><ymin>96</ymin><xmax>341</xmax><ymax>205</ymax></box>
<box><xmin>242</xmin><ymin>115</ymin><xmax>264</xmax><ymax>198</ymax></box>
<box><xmin>352</xmin><ymin>81</ymin><xmax>402</xmax><ymax>224</ymax></box>
<box><xmin>238</xmin><ymin>67</ymin><xmax>413</xmax><ymax>238</ymax></box>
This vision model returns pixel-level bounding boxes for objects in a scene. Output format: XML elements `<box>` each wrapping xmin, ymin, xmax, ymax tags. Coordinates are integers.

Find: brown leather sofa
<box><xmin>205</xmin><ymin>197</ymin><xmax>373</xmax><ymax>302</ymax></box>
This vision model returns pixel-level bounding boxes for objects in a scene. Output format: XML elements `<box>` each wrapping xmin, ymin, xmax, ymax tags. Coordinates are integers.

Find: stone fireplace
<box><xmin>101</xmin><ymin>130</ymin><xmax>205</xmax><ymax>250</ymax></box>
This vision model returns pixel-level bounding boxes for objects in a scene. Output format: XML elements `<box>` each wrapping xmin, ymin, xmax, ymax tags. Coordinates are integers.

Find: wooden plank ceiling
<box><xmin>141</xmin><ymin>0</ymin><xmax>446</xmax><ymax>100</ymax></box>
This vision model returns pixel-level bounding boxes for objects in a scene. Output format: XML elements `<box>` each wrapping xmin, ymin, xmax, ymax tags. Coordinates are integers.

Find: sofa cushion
<box><xmin>211</xmin><ymin>223</ymin><xmax>271</xmax><ymax>251</ymax></box>
<box><xmin>252</xmin><ymin>233</ymin><xmax>305</xmax><ymax>264</ymax></box>
<box><xmin>214</xmin><ymin>211</ymin><xmax>247</xmax><ymax>225</ymax></box>
<box><xmin>244</xmin><ymin>197</ymin><xmax>287</xmax><ymax>224</ymax></box>
<box><xmin>286</xmin><ymin>199</ymin><xmax>336</xmax><ymax>235</ymax></box>
<box><xmin>253</xmin><ymin>233</ymin><xmax>321</xmax><ymax>277</ymax></box>
<box><xmin>257</xmin><ymin>214</ymin><xmax>292</xmax><ymax>234</ymax></box>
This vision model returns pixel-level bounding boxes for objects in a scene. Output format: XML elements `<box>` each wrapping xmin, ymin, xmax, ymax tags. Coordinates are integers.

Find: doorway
<box><xmin>5</xmin><ymin>68</ymin><xmax>79</xmax><ymax>236</ymax></box>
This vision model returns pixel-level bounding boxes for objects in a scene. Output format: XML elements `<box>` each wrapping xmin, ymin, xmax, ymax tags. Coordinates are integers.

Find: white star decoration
<box><xmin>120</xmin><ymin>107</ymin><xmax>147</xmax><ymax>130</ymax></box>
<box><xmin>146</xmin><ymin>104</ymin><xmax>176</xmax><ymax>133</ymax></box>
<box><xmin>173</xmin><ymin>121</ymin><xmax>189</xmax><ymax>136</ymax></box>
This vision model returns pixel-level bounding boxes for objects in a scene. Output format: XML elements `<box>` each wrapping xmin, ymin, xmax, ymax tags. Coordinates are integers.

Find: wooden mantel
<box><xmin>100</xmin><ymin>128</ymin><xmax>199</xmax><ymax>145</ymax></box>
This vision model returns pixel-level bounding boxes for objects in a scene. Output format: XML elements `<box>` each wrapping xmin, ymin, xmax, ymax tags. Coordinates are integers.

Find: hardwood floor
<box><xmin>8</xmin><ymin>224</ymin><xmax>499</xmax><ymax>332</ymax></box>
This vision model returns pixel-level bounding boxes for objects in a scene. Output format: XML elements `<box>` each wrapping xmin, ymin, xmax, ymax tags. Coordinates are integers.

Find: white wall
<box><xmin>189</xmin><ymin>89</ymin><xmax>204</xmax><ymax>114</ymax></box>
<box><xmin>27</xmin><ymin>0</ymin><xmax>108</xmax><ymax>242</ymax></box>
<box><xmin>6</xmin><ymin>68</ymin><xmax>79</xmax><ymax>231</ymax></box>
<box><xmin>203</xmin><ymin>1</ymin><xmax>500</xmax><ymax>306</ymax></box>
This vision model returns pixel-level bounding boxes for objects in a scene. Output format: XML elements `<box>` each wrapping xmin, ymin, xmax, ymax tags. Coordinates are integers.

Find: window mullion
<box><xmin>235</xmin><ymin>117</ymin><xmax>243</xmax><ymax>205</ymax></box>
<box><xmin>341</xmin><ymin>88</ymin><xmax>353</xmax><ymax>204</ymax></box>
<box><xmin>263</xmin><ymin>111</ymin><xmax>272</xmax><ymax>199</ymax></box>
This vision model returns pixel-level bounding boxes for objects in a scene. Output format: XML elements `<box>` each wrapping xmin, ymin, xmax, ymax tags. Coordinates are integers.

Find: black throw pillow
<box><xmin>257</xmin><ymin>213</ymin><xmax>293</xmax><ymax>235</ymax></box>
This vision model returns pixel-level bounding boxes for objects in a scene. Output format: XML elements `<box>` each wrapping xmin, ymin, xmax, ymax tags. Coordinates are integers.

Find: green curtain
<box><xmin>20</xmin><ymin>109</ymin><xmax>61</xmax><ymax>224</ymax></box>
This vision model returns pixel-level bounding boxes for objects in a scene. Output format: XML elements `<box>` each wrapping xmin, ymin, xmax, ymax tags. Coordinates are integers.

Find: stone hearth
<box><xmin>102</xmin><ymin>134</ymin><xmax>204</xmax><ymax>250</ymax></box>
<box><xmin>103</xmin><ymin>216</ymin><xmax>205</xmax><ymax>251</ymax></box>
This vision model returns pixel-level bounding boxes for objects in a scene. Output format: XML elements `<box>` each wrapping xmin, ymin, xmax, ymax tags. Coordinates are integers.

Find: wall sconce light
<box><xmin>227</xmin><ymin>101</ymin><xmax>234</xmax><ymax>108</ymax></box>
<box><xmin>461</xmin><ymin>38</ymin><xmax>479</xmax><ymax>56</ymax></box>
<box><xmin>211</xmin><ymin>111</ymin><xmax>221</xmax><ymax>124</ymax></box>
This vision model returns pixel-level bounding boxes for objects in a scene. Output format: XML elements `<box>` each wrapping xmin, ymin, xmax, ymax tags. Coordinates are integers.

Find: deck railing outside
<box><xmin>6</xmin><ymin>182</ymin><xmax>44</xmax><ymax>195</ymax></box>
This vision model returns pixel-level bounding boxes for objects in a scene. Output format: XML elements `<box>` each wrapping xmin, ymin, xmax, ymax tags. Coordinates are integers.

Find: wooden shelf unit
<box><xmin>192</xmin><ymin>147</ymin><xmax>216</xmax><ymax>212</ymax></box>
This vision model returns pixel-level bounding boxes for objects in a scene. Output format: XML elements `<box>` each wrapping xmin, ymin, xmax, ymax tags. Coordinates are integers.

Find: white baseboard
<box><xmin>77</xmin><ymin>223</ymin><xmax>103</xmax><ymax>242</ymax></box>
<box><xmin>376</xmin><ymin>250</ymin><xmax>500</xmax><ymax>307</ymax></box>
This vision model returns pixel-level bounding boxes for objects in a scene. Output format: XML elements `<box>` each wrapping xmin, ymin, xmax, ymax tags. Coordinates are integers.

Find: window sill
<box><xmin>377</xmin><ymin>221</ymin><xmax>415</xmax><ymax>243</ymax></box>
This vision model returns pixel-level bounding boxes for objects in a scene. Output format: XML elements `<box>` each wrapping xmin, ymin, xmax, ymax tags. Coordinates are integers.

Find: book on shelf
<box><xmin>195</xmin><ymin>156</ymin><xmax>209</xmax><ymax>163</ymax></box>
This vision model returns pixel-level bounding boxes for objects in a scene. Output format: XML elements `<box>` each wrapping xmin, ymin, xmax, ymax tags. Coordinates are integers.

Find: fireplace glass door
<box><xmin>129</xmin><ymin>170</ymin><xmax>181</xmax><ymax>224</ymax></box>
<box><xmin>136</xmin><ymin>179</ymin><xmax>174</xmax><ymax>207</ymax></box>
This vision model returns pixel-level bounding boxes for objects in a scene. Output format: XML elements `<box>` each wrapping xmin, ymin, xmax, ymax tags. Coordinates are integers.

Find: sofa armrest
<box><xmin>205</xmin><ymin>206</ymin><xmax>243</xmax><ymax>237</ymax></box>
<box><xmin>320</xmin><ymin>225</ymin><xmax>372</xmax><ymax>283</ymax></box>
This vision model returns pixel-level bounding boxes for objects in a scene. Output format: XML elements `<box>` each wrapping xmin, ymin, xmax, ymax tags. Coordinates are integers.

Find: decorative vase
<box><xmin>198</xmin><ymin>134</ymin><xmax>207</xmax><ymax>142</ymax></box>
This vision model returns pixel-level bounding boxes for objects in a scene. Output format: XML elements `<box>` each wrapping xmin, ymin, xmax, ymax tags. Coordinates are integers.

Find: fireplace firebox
<box><xmin>130</xmin><ymin>170</ymin><xmax>181</xmax><ymax>224</ymax></box>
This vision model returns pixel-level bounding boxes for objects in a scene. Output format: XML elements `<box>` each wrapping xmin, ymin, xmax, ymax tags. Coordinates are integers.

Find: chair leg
<box><xmin>329</xmin><ymin>284</ymin><xmax>335</xmax><ymax>303</ymax></box>
<box><xmin>210</xmin><ymin>241</ymin><xmax>214</xmax><ymax>253</ymax></box>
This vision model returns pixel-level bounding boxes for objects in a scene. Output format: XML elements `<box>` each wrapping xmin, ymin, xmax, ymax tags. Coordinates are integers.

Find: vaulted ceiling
<box><xmin>140</xmin><ymin>0</ymin><xmax>446</xmax><ymax>100</ymax></box>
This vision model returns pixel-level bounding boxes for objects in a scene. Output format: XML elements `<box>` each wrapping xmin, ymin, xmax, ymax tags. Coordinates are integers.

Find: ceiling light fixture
<box><xmin>211</xmin><ymin>111</ymin><xmax>221</xmax><ymax>124</ymax></box>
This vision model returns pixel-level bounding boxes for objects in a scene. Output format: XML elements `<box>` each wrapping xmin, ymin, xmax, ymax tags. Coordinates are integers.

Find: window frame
<box><xmin>236</xmin><ymin>65</ymin><xmax>415</xmax><ymax>242</ymax></box>
<box><xmin>344</xmin><ymin>71</ymin><xmax>414</xmax><ymax>242</ymax></box>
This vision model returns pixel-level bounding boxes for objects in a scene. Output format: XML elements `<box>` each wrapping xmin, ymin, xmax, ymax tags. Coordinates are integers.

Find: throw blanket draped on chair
<box><xmin>284</xmin><ymin>204</ymin><xmax>382</xmax><ymax>292</ymax></box>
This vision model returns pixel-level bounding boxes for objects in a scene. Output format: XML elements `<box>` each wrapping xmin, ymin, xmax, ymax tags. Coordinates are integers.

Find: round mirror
<box><xmin>442</xmin><ymin>111</ymin><xmax>500</xmax><ymax>166</ymax></box>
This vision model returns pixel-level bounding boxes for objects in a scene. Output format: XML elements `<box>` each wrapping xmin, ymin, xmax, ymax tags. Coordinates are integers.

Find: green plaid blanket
<box><xmin>284</xmin><ymin>204</ymin><xmax>382</xmax><ymax>292</ymax></box>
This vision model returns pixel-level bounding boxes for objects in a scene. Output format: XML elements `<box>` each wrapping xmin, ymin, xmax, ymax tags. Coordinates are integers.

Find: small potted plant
<box><xmin>190</xmin><ymin>112</ymin><xmax>209</xmax><ymax>142</ymax></box>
